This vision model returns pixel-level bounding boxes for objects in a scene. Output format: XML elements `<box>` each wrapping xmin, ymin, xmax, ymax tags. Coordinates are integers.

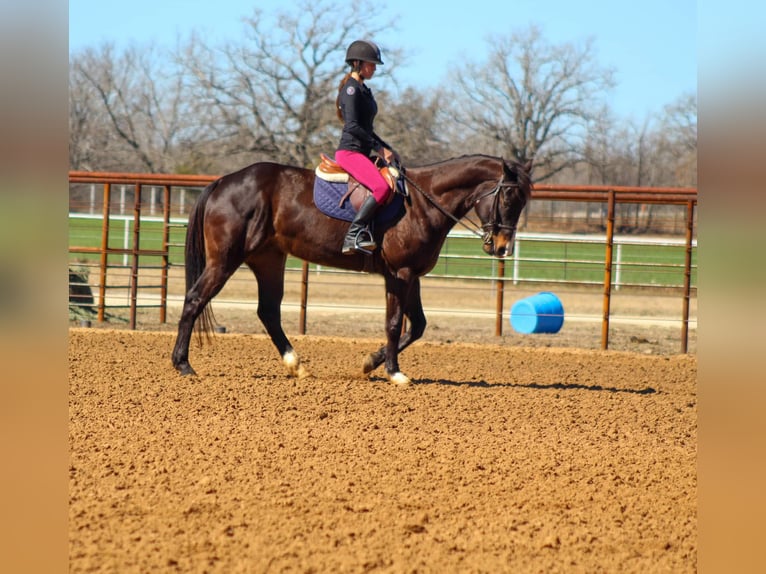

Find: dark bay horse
<box><xmin>172</xmin><ymin>154</ymin><xmax>532</xmax><ymax>385</ymax></box>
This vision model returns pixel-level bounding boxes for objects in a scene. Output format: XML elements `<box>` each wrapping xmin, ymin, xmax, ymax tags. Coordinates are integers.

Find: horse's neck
<box><xmin>416</xmin><ymin>158</ymin><xmax>498</xmax><ymax>217</ymax></box>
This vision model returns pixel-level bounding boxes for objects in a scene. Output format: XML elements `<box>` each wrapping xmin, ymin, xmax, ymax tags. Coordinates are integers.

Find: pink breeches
<box><xmin>334</xmin><ymin>150</ymin><xmax>391</xmax><ymax>205</ymax></box>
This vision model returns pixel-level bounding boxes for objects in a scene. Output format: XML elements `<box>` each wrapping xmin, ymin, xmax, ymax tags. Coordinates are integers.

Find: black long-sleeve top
<box><xmin>336</xmin><ymin>76</ymin><xmax>388</xmax><ymax>157</ymax></box>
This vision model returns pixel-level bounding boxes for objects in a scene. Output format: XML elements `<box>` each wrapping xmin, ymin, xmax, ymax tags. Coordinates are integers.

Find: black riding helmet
<box><xmin>345</xmin><ymin>40</ymin><xmax>384</xmax><ymax>66</ymax></box>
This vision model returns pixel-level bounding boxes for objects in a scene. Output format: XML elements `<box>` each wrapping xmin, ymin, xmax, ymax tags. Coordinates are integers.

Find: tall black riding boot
<box><xmin>342</xmin><ymin>195</ymin><xmax>379</xmax><ymax>254</ymax></box>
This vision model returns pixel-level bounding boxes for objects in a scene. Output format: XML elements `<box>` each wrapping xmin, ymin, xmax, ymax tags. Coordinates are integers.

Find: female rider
<box><xmin>334</xmin><ymin>39</ymin><xmax>399</xmax><ymax>254</ymax></box>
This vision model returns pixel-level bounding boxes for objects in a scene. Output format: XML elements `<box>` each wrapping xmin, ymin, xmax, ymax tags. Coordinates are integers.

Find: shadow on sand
<box><xmin>413</xmin><ymin>378</ymin><xmax>657</xmax><ymax>395</ymax></box>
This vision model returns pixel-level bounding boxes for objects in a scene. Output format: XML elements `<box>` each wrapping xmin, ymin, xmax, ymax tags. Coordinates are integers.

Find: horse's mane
<box><xmin>408</xmin><ymin>154</ymin><xmax>500</xmax><ymax>170</ymax></box>
<box><xmin>408</xmin><ymin>155</ymin><xmax>532</xmax><ymax>199</ymax></box>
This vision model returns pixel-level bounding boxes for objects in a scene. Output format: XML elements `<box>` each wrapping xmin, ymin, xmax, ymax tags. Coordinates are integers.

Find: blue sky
<box><xmin>69</xmin><ymin>0</ymin><xmax>697</xmax><ymax>121</ymax></box>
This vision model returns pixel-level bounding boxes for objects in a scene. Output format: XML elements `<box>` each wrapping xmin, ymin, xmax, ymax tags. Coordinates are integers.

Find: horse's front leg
<box><xmin>363</xmin><ymin>277</ymin><xmax>426</xmax><ymax>378</ymax></box>
<box><xmin>373</xmin><ymin>273</ymin><xmax>418</xmax><ymax>386</ymax></box>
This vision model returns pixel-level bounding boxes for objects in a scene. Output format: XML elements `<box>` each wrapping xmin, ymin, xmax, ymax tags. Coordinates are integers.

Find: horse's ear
<box><xmin>523</xmin><ymin>159</ymin><xmax>534</xmax><ymax>175</ymax></box>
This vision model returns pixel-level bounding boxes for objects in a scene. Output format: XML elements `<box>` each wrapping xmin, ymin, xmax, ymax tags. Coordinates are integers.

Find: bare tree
<box><xmin>446</xmin><ymin>25</ymin><xmax>615</xmax><ymax>181</ymax></box>
<box><xmin>375</xmin><ymin>87</ymin><xmax>449</xmax><ymax>165</ymax></box>
<box><xmin>659</xmin><ymin>92</ymin><xmax>697</xmax><ymax>186</ymax></box>
<box><xmin>69</xmin><ymin>60</ymin><xmax>110</xmax><ymax>171</ymax></box>
<box><xmin>662</xmin><ymin>92</ymin><xmax>697</xmax><ymax>153</ymax></box>
<box><xmin>70</xmin><ymin>42</ymin><xmax>196</xmax><ymax>172</ymax></box>
<box><xmin>582</xmin><ymin>106</ymin><xmax>621</xmax><ymax>185</ymax></box>
<box><xmin>580</xmin><ymin>107</ymin><xmax>659</xmax><ymax>187</ymax></box>
<box><xmin>178</xmin><ymin>0</ymin><xmax>399</xmax><ymax>169</ymax></box>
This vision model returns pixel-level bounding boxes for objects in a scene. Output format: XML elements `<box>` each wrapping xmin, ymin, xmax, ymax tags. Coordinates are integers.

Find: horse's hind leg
<box><xmin>247</xmin><ymin>254</ymin><xmax>310</xmax><ymax>379</ymax></box>
<box><xmin>172</xmin><ymin>263</ymin><xmax>237</xmax><ymax>376</ymax></box>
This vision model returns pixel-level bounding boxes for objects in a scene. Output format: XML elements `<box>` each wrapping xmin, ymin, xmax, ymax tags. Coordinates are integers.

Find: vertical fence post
<box><xmin>129</xmin><ymin>184</ymin><xmax>142</xmax><ymax>330</ymax></box>
<box><xmin>150</xmin><ymin>186</ymin><xmax>157</xmax><ymax>216</ymax></box>
<box><xmin>122</xmin><ymin>219</ymin><xmax>130</xmax><ymax>267</ymax></box>
<box><xmin>97</xmin><ymin>183</ymin><xmax>112</xmax><ymax>323</ymax></box>
<box><xmin>495</xmin><ymin>259</ymin><xmax>505</xmax><ymax>336</ymax></box>
<box><xmin>299</xmin><ymin>261</ymin><xmax>309</xmax><ymax>334</ymax></box>
<box><xmin>160</xmin><ymin>184</ymin><xmax>171</xmax><ymax>323</ymax></box>
<box><xmin>681</xmin><ymin>200</ymin><xmax>696</xmax><ymax>353</ymax></box>
<box><xmin>119</xmin><ymin>185</ymin><xmax>126</xmax><ymax>215</ymax></box>
<box><xmin>601</xmin><ymin>190</ymin><xmax>616</xmax><ymax>350</ymax></box>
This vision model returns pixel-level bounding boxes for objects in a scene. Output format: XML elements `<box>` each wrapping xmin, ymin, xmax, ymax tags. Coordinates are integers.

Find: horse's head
<box><xmin>474</xmin><ymin>159</ymin><xmax>533</xmax><ymax>257</ymax></box>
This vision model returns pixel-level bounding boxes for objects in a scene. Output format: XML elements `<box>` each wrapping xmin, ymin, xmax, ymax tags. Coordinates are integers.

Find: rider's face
<box><xmin>359</xmin><ymin>61</ymin><xmax>377</xmax><ymax>80</ymax></box>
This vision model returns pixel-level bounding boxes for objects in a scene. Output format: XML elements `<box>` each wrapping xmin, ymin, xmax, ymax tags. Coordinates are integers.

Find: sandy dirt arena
<box><xmin>69</xmin><ymin>326</ymin><xmax>696</xmax><ymax>572</ymax></box>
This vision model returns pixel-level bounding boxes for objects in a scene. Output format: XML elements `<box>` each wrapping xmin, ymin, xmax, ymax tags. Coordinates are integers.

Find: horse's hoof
<box><xmin>362</xmin><ymin>354</ymin><xmax>378</xmax><ymax>374</ymax></box>
<box><xmin>388</xmin><ymin>372</ymin><xmax>412</xmax><ymax>387</ymax></box>
<box><xmin>283</xmin><ymin>350</ymin><xmax>311</xmax><ymax>379</ymax></box>
<box><xmin>176</xmin><ymin>363</ymin><xmax>197</xmax><ymax>377</ymax></box>
<box><xmin>296</xmin><ymin>365</ymin><xmax>312</xmax><ymax>380</ymax></box>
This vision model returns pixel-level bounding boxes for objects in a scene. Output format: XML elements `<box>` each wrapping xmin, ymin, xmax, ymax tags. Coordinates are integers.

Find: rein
<box><xmin>402</xmin><ymin>170</ymin><xmax>519</xmax><ymax>244</ymax></box>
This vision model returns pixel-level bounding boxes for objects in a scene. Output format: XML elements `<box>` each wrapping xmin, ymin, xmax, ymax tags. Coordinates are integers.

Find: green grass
<box><xmin>69</xmin><ymin>215</ymin><xmax>697</xmax><ymax>288</ymax></box>
<box><xmin>432</xmin><ymin>236</ymin><xmax>697</xmax><ymax>287</ymax></box>
<box><xmin>69</xmin><ymin>216</ymin><xmax>187</xmax><ymax>266</ymax></box>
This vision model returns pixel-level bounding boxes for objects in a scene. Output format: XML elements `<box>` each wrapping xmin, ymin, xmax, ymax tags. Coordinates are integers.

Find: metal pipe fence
<box><xmin>68</xmin><ymin>171</ymin><xmax>697</xmax><ymax>352</ymax></box>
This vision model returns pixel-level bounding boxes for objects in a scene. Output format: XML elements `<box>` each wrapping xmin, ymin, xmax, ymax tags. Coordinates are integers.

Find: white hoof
<box><xmin>283</xmin><ymin>351</ymin><xmax>311</xmax><ymax>379</ymax></box>
<box><xmin>388</xmin><ymin>372</ymin><xmax>412</xmax><ymax>387</ymax></box>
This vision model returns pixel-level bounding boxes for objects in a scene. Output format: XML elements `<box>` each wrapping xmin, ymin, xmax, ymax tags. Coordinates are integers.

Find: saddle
<box><xmin>315</xmin><ymin>153</ymin><xmax>399</xmax><ymax>211</ymax></box>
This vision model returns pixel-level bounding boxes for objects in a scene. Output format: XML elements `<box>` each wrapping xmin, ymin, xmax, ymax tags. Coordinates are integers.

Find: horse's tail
<box><xmin>185</xmin><ymin>179</ymin><xmax>219</xmax><ymax>343</ymax></box>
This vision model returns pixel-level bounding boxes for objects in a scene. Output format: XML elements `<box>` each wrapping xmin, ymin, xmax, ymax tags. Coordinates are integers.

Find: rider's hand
<box><xmin>382</xmin><ymin>148</ymin><xmax>401</xmax><ymax>165</ymax></box>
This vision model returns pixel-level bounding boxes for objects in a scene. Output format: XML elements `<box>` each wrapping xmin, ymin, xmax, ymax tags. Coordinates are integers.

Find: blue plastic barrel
<box><xmin>510</xmin><ymin>292</ymin><xmax>565</xmax><ymax>334</ymax></box>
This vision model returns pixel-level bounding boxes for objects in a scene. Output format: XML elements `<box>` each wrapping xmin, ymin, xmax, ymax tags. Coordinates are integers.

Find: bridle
<box><xmin>474</xmin><ymin>176</ymin><xmax>521</xmax><ymax>246</ymax></box>
<box><xmin>402</xmin><ymin>169</ymin><xmax>521</xmax><ymax>245</ymax></box>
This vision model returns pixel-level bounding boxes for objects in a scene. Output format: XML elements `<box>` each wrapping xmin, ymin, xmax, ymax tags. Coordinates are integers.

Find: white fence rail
<box><xmin>69</xmin><ymin>213</ymin><xmax>696</xmax><ymax>289</ymax></box>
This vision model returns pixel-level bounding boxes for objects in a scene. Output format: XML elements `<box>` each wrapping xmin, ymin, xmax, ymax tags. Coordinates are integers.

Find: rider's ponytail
<box><xmin>335</xmin><ymin>62</ymin><xmax>360</xmax><ymax>123</ymax></box>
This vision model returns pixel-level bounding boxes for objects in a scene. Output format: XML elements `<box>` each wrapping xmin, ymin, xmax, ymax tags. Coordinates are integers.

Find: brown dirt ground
<box><xmin>69</xmin><ymin>323</ymin><xmax>697</xmax><ymax>572</ymax></box>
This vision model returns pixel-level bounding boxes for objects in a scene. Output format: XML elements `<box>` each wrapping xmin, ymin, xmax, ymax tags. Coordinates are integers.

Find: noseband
<box><xmin>474</xmin><ymin>176</ymin><xmax>521</xmax><ymax>245</ymax></box>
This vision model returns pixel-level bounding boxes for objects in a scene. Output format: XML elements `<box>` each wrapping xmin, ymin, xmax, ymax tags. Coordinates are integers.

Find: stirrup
<box><xmin>354</xmin><ymin>227</ymin><xmax>377</xmax><ymax>250</ymax></box>
<box><xmin>342</xmin><ymin>228</ymin><xmax>376</xmax><ymax>255</ymax></box>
